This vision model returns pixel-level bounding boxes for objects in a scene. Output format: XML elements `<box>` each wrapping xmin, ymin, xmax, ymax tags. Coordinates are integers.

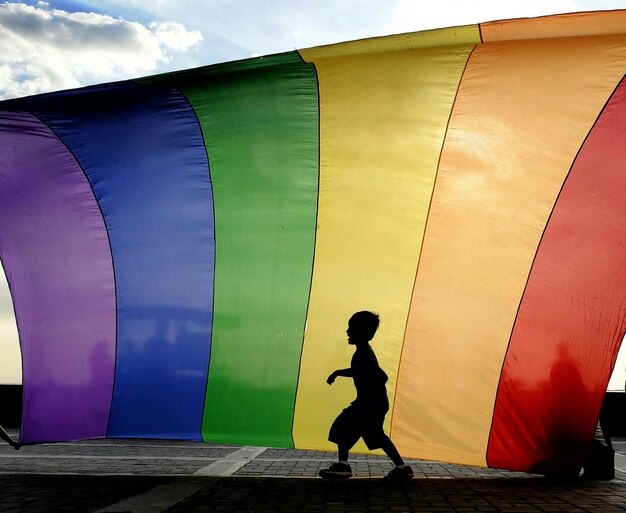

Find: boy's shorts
<box><xmin>328</xmin><ymin>403</ymin><xmax>388</xmax><ymax>450</ymax></box>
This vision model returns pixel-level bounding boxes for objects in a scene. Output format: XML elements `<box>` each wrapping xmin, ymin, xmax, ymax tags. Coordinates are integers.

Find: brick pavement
<box><xmin>0</xmin><ymin>474</ymin><xmax>168</xmax><ymax>512</ymax></box>
<box><xmin>0</xmin><ymin>431</ymin><xmax>625</xmax><ymax>512</ymax></box>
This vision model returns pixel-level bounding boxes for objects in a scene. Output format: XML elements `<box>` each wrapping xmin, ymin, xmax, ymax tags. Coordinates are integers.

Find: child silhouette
<box><xmin>319</xmin><ymin>311</ymin><xmax>413</xmax><ymax>481</ymax></box>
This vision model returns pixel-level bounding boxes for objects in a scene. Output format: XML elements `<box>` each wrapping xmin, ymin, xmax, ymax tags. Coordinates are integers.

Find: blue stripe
<box><xmin>10</xmin><ymin>82</ymin><xmax>214</xmax><ymax>439</ymax></box>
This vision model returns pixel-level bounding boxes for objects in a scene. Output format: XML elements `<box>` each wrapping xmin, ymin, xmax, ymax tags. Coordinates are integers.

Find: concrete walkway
<box><xmin>1</xmin><ymin>431</ymin><xmax>626</xmax><ymax>512</ymax></box>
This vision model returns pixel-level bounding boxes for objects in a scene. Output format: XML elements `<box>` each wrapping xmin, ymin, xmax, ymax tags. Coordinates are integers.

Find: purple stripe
<box><xmin>0</xmin><ymin>112</ymin><xmax>115</xmax><ymax>443</ymax></box>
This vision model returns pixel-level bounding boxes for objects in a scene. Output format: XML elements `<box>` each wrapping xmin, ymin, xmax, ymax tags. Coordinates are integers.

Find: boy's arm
<box><xmin>327</xmin><ymin>368</ymin><xmax>354</xmax><ymax>384</ymax></box>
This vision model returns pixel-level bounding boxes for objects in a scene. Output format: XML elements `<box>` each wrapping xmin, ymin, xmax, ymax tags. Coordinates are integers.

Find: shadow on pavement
<box><xmin>3</xmin><ymin>474</ymin><xmax>622</xmax><ymax>513</ymax></box>
<box><xmin>166</xmin><ymin>477</ymin><xmax>626</xmax><ymax>513</ymax></box>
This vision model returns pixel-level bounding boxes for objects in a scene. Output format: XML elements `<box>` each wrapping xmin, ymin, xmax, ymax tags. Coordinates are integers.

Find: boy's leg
<box><xmin>319</xmin><ymin>443</ymin><xmax>353</xmax><ymax>480</ymax></box>
<box><xmin>338</xmin><ymin>444</ymin><xmax>350</xmax><ymax>463</ymax></box>
<box><xmin>379</xmin><ymin>435</ymin><xmax>404</xmax><ymax>466</ymax></box>
<box><xmin>321</xmin><ymin>405</ymin><xmax>360</xmax><ymax>479</ymax></box>
<box><xmin>378</xmin><ymin>434</ymin><xmax>413</xmax><ymax>481</ymax></box>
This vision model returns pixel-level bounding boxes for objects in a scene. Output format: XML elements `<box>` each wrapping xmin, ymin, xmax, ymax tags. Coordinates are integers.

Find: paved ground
<box><xmin>1</xmin><ymin>430</ymin><xmax>626</xmax><ymax>512</ymax></box>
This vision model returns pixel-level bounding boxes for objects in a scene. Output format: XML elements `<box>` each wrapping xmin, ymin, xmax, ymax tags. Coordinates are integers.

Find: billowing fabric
<box><xmin>140</xmin><ymin>53</ymin><xmax>320</xmax><ymax>447</ymax></box>
<box><xmin>5</xmin><ymin>82</ymin><xmax>215</xmax><ymax>439</ymax></box>
<box><xmin>0</xmin><ymin>112</ymin><xmax>115</xmax><ymax>443</ymax></box>
<box><xmin>1</xmin><ymin>10</ymin><xmax>626</xmax><ymax>476</ymax></box>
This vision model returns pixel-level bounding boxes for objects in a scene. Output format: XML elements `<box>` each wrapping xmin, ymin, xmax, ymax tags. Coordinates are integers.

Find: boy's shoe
<box><xmin>383</xmin><ymin>465</ymin><xmax>414</xmax><ymax>482</ymax></box>
<box><xmin>319</xmin><ymin>462</ymin><xmax>352</xmax><ymax>480</ymax></box>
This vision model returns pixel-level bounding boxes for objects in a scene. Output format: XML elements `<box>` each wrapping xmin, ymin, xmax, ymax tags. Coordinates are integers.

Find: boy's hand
<box><xmin>327</xmin><ymin>372</ymin><xmax>337</xmax><ymax>385</ymax></box>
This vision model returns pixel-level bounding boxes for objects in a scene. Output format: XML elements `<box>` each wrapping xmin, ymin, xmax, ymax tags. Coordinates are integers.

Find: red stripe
<box><xmin>487</xmin><ymin>77</ymin><xmax>626</xmax><ymax>476</ymax></box>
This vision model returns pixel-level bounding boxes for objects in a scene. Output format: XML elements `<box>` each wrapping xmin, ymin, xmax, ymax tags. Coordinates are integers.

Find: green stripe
<box><xmin>140</xmin><ymin>52</ymin><xmax>319</xmax><ymax>447</ymax></box>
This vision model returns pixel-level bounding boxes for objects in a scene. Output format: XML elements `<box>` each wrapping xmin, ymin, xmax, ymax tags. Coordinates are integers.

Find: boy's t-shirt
<box><xmin>350</xmin><ymin>343</ymin><xmax>389</xmax><ymax>411</ymax></box>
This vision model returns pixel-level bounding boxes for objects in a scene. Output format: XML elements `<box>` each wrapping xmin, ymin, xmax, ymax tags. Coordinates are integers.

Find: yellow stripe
<box><xmin>392</xmin><ymin>32</ymin><xmax>626</xmax><ymax>466</ymax></box>
<box><xmin>293</xmin><ymin>26</ymin><xmax>479</xmax><ymax>452</ymax></box>
<box><xmin>300</xmin><ymin>25</ymin><xmax>479</xmax><ymax>58</ymax></box>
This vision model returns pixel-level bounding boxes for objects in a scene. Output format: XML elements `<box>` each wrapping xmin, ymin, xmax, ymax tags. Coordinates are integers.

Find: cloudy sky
<box><xmin>1</xmin><ymin>0</ymin><xmax>626</xmax><ymax>385</ymax></box>
<box><xmin>1</xmin><ymin>0</ymin><xmax>626</xmax><ymax>99</ymax></box>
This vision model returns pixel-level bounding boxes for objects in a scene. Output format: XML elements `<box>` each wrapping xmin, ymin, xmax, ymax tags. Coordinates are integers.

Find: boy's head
<box><xmin>347</xmin><ymin>311</ymin><xmax>380</xmax><ymax>344</ymax></box>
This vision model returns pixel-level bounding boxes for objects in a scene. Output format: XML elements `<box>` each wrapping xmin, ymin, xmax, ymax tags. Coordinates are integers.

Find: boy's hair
<box><xmin>349</xmin><ymin>311</ymin><xmax>380</xmax><ymax>341</ymax></box>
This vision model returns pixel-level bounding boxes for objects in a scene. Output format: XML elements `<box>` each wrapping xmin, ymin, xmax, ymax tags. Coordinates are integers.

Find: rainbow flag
<box><xmin>1</xmin><ymin>10</ymin><xmax>626</xmax><ymax>476</ymax></box>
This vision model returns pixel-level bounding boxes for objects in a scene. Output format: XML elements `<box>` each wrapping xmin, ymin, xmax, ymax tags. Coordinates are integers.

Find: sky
<box><xmin>1</xmin><ymin>0</ymin><xmax>626</xmax><ymax>386</ymax></box>
<box><xmin>1</xmin><ymin>0</ymin><xmax>626</xmax><ymax>99</ymax></box>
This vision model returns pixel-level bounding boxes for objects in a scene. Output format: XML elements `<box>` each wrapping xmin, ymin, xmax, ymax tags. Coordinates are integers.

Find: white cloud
<box><xmin>78</xmin><ymin>0</ymin><xmax>396</xmax><ymax>64</ymax></box>
<box><xmin>0</xmin><ymin>2</ymin><xmax>203</xmax><ymax>99</ymax></box>
<box><xmin>148</xmin><ymin>20</ymin><xmax>202</xmax><ymax>52</ymax></box>
<box><xmin>83</xmin><ymin>0</ymin><xmax>626</xmax><ymax>68</ymax></box>
<box><xmin>384</xmin><ymin>0</ymin><xmax>581</xmax><ymax>34</ymax></box>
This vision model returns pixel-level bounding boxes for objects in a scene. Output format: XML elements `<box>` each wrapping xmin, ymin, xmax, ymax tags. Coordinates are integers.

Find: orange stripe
<box><xmin>393</xmin><ymin>29</ymin><xmax>626</xmax><ymax>466</ymax></box>
<box><xmin>481</xmin><ymin>10</ymin><xmax>626</xmax><ymax>41</ymax></box>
